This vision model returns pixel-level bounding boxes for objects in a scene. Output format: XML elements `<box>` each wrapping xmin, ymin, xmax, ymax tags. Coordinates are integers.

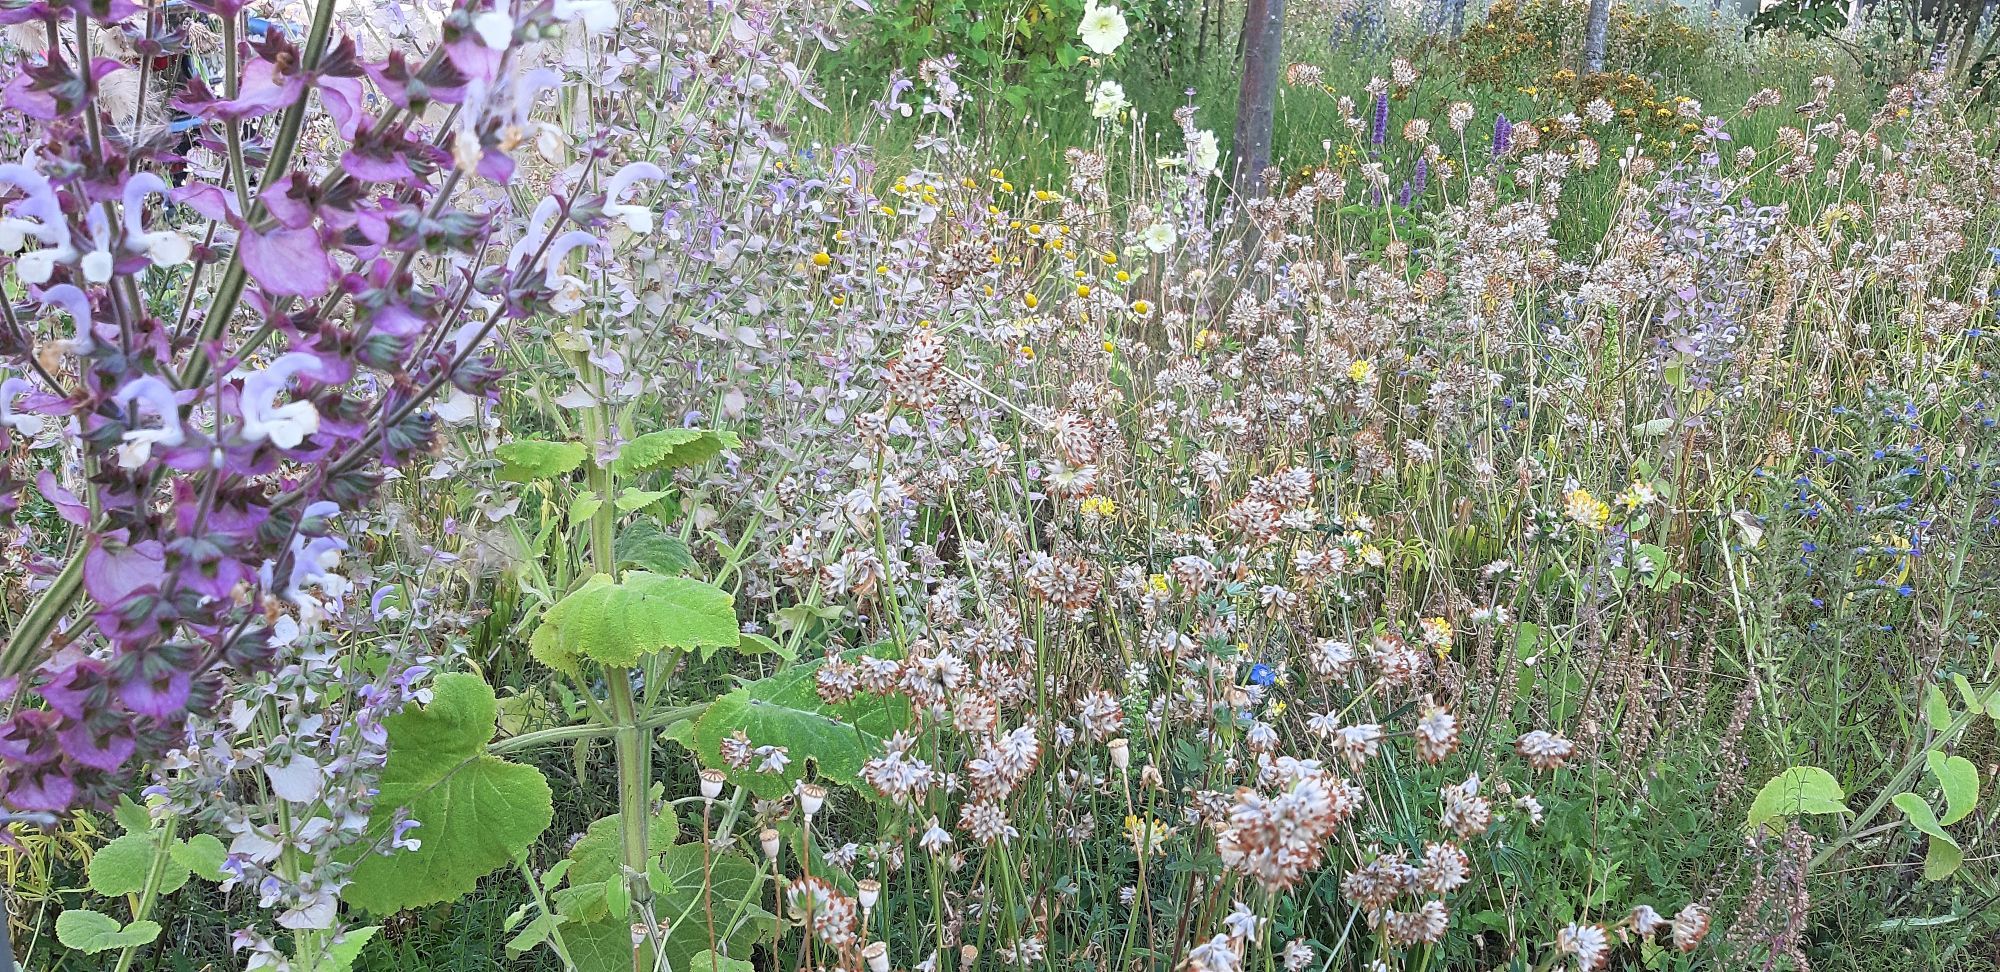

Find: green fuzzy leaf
<box><xmin>609</xmin><ymin>428</ymin><xmax>740</xmax><ymax>479</ymax></box>
<box><xmin>570</xmin><ymin>491</ymin><xmax>604</xmax><ymax>523</ymax></box>
<box><xmin>690</xmin><ymin>951</ymin><xmax>756</xmax><ymax>972</ymax></box>
<box><xmin>344</xmin><ymin>674</ymin><xmax>554</xmax><ymax>914</ymax></box>
<box><xmin>112</xmin><ymin>796</ymin><xmax>151</xmax><ymax>835</ymax></box>
<box><xmin>322</xmin><ymin>926</ymin><xmax>380</xmax><ymax>972</ymax></box>
<box><xmin>690</xmin><ymin>645</ymin><xmax>910</xmax><ymax>799</ymax></box>
<box><xmin>736</xmin><ymin>631</ymin><xmax>796</xmax><ymax>663</ymax></box>
<box><xmin>615</xmin><ymin>523</ymin><xmax>695</xmax><ymax>576</ymax></box>
<box><xmin>498</xmin><ymin>440</ymin><xmax>589</xmax><ymax>483</ymax></box>
<box><xmin>555</xmin><ymin>845</ymin><xmax>772</xmax><ymax>972</ymax></box>
<box><xmin>565</xmin><ymin>808</ymin><xmax>682</xmax><ymax>888</ymax></box>
<box><xmin>1747</xmin><ymin>766</ymin><xmax>1849</xmax><ymax>831</ymax></box>
<box><xmin>1923</xmin><ymin>684</ymin><xmax>1954</xmax><ymax>729</ymax></box>
<box><xmin>530</xmin><ymin>572</ymin><xmax>737</xmax><ymax>675</ymax></box>
<box><xmin>89</xmin><ymin>832</ymin><xmax>189</xmax><ymax>897</ymax></box>
<box><xmin>615</xmin><ymin>488</ymin><xmax>673</xmax><ymax>513</ymax></box>
<box><xmin>171</xmin><ymin>833</ymin><xmax>228</xmax><ymax>882</ymax></box>
<box><xmin>1926</xmin><ymin>751</ymin><xmax>1980</xmax><ymax>826</ymax></box>
<box><xmin>1893</xmin><ymin>792</ymin><xmax>1963</xmax><ymax>881</ymax></box>
<box><xmin>506</xmin><ymin>913</ymin><xmax>568</xmax><ymax>957</ymax></box>
<box><xmin>55</xmin><ymin>910</ymin><xmax>160</xmax><ymax>953</ymax></box>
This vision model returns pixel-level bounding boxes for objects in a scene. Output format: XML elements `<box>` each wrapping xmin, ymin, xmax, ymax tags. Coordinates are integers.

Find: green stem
<box><xmin>0</xmin><ymin>551</ymin><xmax>82</xmax><ymax>680</ymax></box>
<box><xmin>488</xmin><ymin>703</ymin><xmax>709</xmax><ymax>755</ymax></box>
<box><xmin>110</xmin><ymin>818</ymin><xmax>177</xmax><ymax>972</ymax></box>
<box><xmin>576</xmin><ymin>349</ymin><xmax>653</xmax><ymax>968</ymax></box>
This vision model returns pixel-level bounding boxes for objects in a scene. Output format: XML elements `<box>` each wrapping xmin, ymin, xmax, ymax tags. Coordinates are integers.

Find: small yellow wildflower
<box><xmin>1019</xmin><ymin>345</ymin><xmax>1036</xmax><ymax>361</ymax></box>
<box><xmin>1023</xmin><ymin>293</ymin><xmax>1039</xmax><ymax>309</ymax></box>
<box><xmin>1079</xmin><ymin>496</ymin><xmax>1117</xmax><ymax>518</ymax></box>
<box><xmin>1420</xmin><ymin>617</ymin><xmax>1454</xmax><ymax>653</ymax></box>
<box><xmin>1564</xmin><ymin>488</ymin><xmax>1611</xmax><ymax>532</ymax></box>
<box><xmin>1125</xmin><ymin>815</ymin><xmax>1175</xmax><ymax>855</ymax></box>
<box><xmin>1130</xmin><ymin>299</ymin><xmax>1151</xmax><ymax>316</ymax></box>
<box><xmin>1349</xmin><ymin>359</ymin><xmax>1375</xmax><ymax>383</ymax></box>
<box><xmin>1615</xmin><ymin>481</ymin><xmax>1657</xmax><ymax>511</ymax></box>
<box><xmin>811</xmin><ymin>252</ymin><xmax>831</xmax><ymax>268</ymax></box>
<box><xmin>1076</xmin><ymin>285</ymin><xmax>1091</xmax><ymax>298</ymax></box>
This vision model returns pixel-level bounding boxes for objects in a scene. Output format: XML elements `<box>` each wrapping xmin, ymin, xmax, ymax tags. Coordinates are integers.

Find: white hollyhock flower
<box><xmin>1089</xmin><ymin>79</ymin><xmax>1128</xmax><ymax>119</ymax></box>
<box><xmin>1077</xmin><ymin>0</ymin><xmax>1129</xmax><ymax>55</ymax></box>
<box><xmin>1139</xmin><ymin>221</ymin><xmax>1176</xmax><ymax>253</ymax></box>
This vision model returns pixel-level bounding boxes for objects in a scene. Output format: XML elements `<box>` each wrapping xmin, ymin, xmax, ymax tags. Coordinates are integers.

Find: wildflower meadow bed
<box><xmin>0</xmin><ymin>0</ymin><xmax>1997</xmax><ymax>969</ymax></box>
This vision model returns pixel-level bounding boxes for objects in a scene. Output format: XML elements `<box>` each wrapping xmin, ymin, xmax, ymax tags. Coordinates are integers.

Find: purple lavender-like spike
<box><xmin>1493</xmin><ymin>113</ymin><xmax>1512</xmax><ymax>158</ymax></box>
<box><xmin>1372</xmin><ymin>92</ymin><xmax>1389</xmax><ymax>146</ymax></box>
<box><xmin>1413</xmin><ymin>155</ymin><xmax>1429</xmax><ymax>195</ymax></box>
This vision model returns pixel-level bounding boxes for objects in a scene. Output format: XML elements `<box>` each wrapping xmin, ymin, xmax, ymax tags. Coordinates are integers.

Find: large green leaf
<box><xmin>615</xmin><ymin>522</ymin><xmax>696</xmax><ymax>576</ymax></box>
<box><xmin>55</xmin><ymin>910</ymin><xmax>160</xmax><ymax>953</ymax></box>
<box><xmin>557</xmin><ymin>843</ymin><xmax>772</xmax><ymax>972</ymax></box>
<box><xmin>1893</xmin><ymin>792</ymin><xmax>1964</xmax><ymax>881</ymax></box>
<box><xmin>323</xmin><ymin>926</ymin><xmax>381</xmax><ymax>972</ymax></box>
<box><xmin>690</xmin><ymin>645</ymin><xmax>910</xmax><ymax>799</ymax></box>
<box><xmin>1746</xmin><ymin>766</ymin><xmax>1849</xmax><ymax>831</ymax></box>
<box><xmin>690</xmin><ymin>950</ymin><xmax>755</xmax><ymax>972</ymax></box>
<box><xmin>1926</xmin><ymin>750</ymin><xmax>1980</xmax><ymax>826</ymax></box>
<box><xmin>565</xmin><ymin>807</ymin><xmax>682</xmax><ymax>888</ymax></box>
<box><xmin>609</xmin><ymin>428</ymin><xmax>741</xmax><ymax>478</ymax></box>
<box><xmin>344</xmin><ymin>674</ymin><xmax>555</xmax><ymax>914</ymax></box>
<box><xmin>497</xmin><ymin>439</ymin><xmax>589</xmax><ymax>483</ymax></box>
<box><xmin>530</xmin><ymin>572</ymin><xmax>738</xmax><ymax>675</ymax></box>
<box><xmin>88</xmin><ymin>832</ymin><xmax>190</xmax><ymax>897</ymax></box>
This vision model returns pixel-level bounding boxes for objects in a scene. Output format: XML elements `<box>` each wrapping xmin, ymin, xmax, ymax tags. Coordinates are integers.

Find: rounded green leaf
<box><xmin>690</xmin><ymin>951</ymin><xmax>755</xmax><ymax>972</ymax></box>
<box><xmin>530</xmin><ymin>572</ymin><xmax>737</xmax><ymax>674</ymax></box>
<box><xmin>55</xmin><ymin>910</ymin><xmax>161</xmax><ymax>954</ymax></box>
<box><xmin>609</xmin><ymin>428</ymin><xmax>740</xmax><ymax>478</ymax></box>
<box><xmin>1893</xmin><ymin>792</ymin><xmax>1964</xmax><ymax>881</ymax></box>
<box><xmin>343</xmin><ymin>673</ymin><xmax>555</xmax><ymax>914</ymax></box>
<box><xmin>565</xmin><ymin>807</ymin><xmax>681</xmax><ymax>888</ymax></box>
<box><xmin>171</xmin><ymin>833</ymin><xmax>229</xmax><ymax>882</ymax></box>
<box><xmin>614</xmin><ymin>522</ymin><xmax>695</xmax><ymax>576</ymax></box>
<box><xmin>88</xmin><ymin>833</ymin><xmax>189</xmax><ymax>897</ymax></box>
<box><xmin>1925</xmin><ymin>750</ymin><xmax>1980</xmax><ymax>826</ymax></box>
<box><xmin>497</xmin><ymin>439</ymin><xmax>589</xmax><ymax>483</ymax></box>
<box><xmin>556</xmin><ymin>845</ymin><xmax>771</xmax><ymax>972</ymax></box>
<box><xmin>1747</xmin><ymin>766</ymin><xmax>1849</xmax><ymax>831</ymax></box>
<box><xmin>690</xmin><ymin>645</ymin><xmax>910</xmax><ymax>800</ymax></box>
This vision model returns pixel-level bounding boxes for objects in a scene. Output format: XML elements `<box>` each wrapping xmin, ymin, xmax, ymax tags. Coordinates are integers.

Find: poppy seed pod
<box><xmin>857</xmin><ymin>878</ymin><xmax>881</xmax><ymax>911</ymax></box>
<box><xmin>864</xmin><ymin>942</ymin><xmax>889</xmax><ymax>972</ymax></box>
<box><xmin>798</xmin><ymin>782</ymin><xmax>827</xmax><ymax>819</ymax></box>
<box><xmin>760</xmin><ymin>827</ymin><xmax>782</xmax><ymax>861</ymax></box>
<box><xmin>1107</xmin><ymin>737</ymin><xmax>1130</xmax><ymax>771</ymax></box>
<box><xmin>699</xmin><ymin>768</ymin><xmax>726</xmax><ymax>800</ymax></box>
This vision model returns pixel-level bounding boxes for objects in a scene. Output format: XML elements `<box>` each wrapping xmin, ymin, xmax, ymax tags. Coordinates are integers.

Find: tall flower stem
<box><xmin>573</xmin><ymin>348</ymin><xmax>655</xmax><ymax>967</ymax></box>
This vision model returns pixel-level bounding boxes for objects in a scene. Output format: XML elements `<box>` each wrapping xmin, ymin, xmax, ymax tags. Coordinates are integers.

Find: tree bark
<box><xmin>1583</xmin><ymin>0</ymin><xmax>1612</xmax><ymax>72</ymax></box>
<box><xmin>1232</xmin><ymin>0</ymin><xmax>1284</xmax><ymax>199</ymax></box>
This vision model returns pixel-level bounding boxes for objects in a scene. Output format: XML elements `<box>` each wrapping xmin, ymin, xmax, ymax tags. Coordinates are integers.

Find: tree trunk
<box><xmin>1232</xmin><ymin>0</ymin><xmax>1284</xmax><ymax>199</ymax></box>
<box><xmin>1582</xmin><ymin>0</ymin><xmax>1611</xmax><ymax>72</ymax></box>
